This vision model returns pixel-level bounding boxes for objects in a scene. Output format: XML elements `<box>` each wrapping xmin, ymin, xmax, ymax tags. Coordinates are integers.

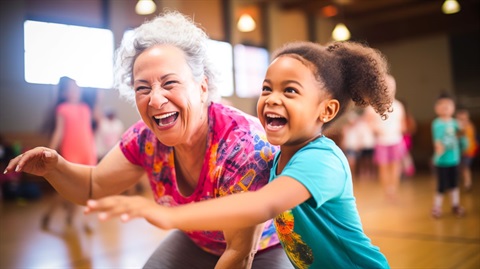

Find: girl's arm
<box><xmin>5</xmin><ymin>146</ymin><xmax>144</xmax><ymax>205</ymax></box>
<box><xmin>86</xmin><ymin>175</ymin><xmax>311</xmax><ymax>231</ymax></box>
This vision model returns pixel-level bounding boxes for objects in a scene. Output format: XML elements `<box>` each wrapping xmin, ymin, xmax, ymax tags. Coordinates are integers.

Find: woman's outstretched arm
<box><xmin>4</xmin><ymin>146</ymin><xmax>144</xmax><ymax>205</ymax></box>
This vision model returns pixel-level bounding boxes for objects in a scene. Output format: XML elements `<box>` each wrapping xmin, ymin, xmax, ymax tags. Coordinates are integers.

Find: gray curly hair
<box><xmin>113</xmin><ymin>11</ymin><xmax>221</xmax><ymax>105</ymax></box>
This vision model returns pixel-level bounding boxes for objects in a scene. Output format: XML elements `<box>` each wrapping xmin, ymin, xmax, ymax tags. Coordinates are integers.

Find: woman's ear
<box><xmin>319</xmin><ymin>99</ymin><xmax>340</xmax><ymax>123</ymax></box>
<box><xmin>200</xmin><ymin>76</ymin><xmax>209</xmax><ymax>103</ymax></box>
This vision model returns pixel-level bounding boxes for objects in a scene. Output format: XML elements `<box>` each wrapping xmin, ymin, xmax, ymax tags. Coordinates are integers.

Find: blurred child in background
<box><xmin>42</xmin><ymin>76</ymin><xmax>96</xmax><ymax>232</ymax></box>
<box><xmin>456</xmin><ymin>107</ymin><xmax>478</xmax><ymax>191</ymax></box>
<box><xmin>431</xmin><ymin>92</ymin><xmax>466</xmax><ymax>218</ymax></box>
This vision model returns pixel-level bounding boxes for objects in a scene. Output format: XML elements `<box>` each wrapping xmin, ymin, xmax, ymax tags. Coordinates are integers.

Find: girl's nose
<box><xmin>265</xmin><ymin>94</ymin><xmax>281</xmax><ymax>106</ymax></box>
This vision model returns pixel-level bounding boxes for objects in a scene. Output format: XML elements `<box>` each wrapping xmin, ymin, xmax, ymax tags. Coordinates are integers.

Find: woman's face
<box><xmin>133</xmin><ymin>45</ymin><xmax>208</xmax><ymax>146</ymax></box>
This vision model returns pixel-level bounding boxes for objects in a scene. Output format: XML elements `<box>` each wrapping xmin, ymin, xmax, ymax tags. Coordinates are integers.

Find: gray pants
<box><xmin>143</xmin><ymin>230</ymin><xmax>293</xmax><ymax>269</ymax></box>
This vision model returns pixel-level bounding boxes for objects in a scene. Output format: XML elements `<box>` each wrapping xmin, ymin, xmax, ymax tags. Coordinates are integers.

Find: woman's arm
<box><xmin>215</xmin><ymin>224</ymin><xmax>265</xmax><ymax>269</ymax></box>
<box><xmin>5</xmin><ymin>146</ymin><xmax>144</xmax><ymax>205</ymax></box>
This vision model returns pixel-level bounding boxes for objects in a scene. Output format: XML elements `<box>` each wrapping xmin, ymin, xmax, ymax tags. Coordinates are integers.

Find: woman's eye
<box><xmin>163</xmin><ymin>80</ymin><xmax>178</xmax><ymax>88</ymax></box>
<box><xmin>135</xmin><ymin>86</ymin><xmax>150</xmax><ymax>92</ymax></box>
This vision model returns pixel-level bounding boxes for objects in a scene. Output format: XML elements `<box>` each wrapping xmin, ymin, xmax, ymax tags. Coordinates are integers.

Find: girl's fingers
<box><xmin>85</xmin><ymin>197</ymin><xmax>133</xmax><ymax>221</ymax></box>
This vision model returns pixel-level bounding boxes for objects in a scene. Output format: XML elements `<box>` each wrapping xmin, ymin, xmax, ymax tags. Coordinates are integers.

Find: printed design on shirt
<box><xmin>208</xmin><ymin>142</ymin><xmax>219</xmax><ymax>180</ymax></box>
<box><xmin>256</xmin><ymin>133</ymin><xmax>274</xmax><ymax>163</ymax></box>
<box><xmin>153</xmin><ymin>161</ymin><xmax>161</xmax><ymax>174</ymax></box>
<box><xmin>155</xmin><ymin>182</ymin><xmax>165</xmax><ymax>197</ymax></box>
<box><xmin>258</xmin><ymin>220</ymin><xmax>278</xmax><ymax>248</ymax></box>
<box><xmin>275</xmin><ymin>210</ymin><xmax>313</xmax><ymax>269</ymax></box>
<box><xmin>214</xmin><ymin>132</ymin><xmax>276</xmax><ymax>197</ymax></box>
<box><xmin>229</xmin><ymin>169</ymin><xmax>255</xmax><ymax>194</ymax></box>
<box><xmin>145</xmin><ymin>141</ymin><xmax>154</xmax><ymax>156</ymax></box>
<box><xmin>442</xmin><ymin>125</ymin><xmax>457</xmax><ymax>149</ymax></box>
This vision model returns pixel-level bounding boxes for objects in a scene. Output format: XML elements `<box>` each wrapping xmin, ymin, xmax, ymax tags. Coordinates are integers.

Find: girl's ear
<box><xmin>319</xmin><ymin>99</ymin><xmax>340</xmax><ymax>123</ymax></box>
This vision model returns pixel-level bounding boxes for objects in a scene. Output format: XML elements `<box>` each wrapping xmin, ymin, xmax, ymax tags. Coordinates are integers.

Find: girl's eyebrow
<box><xmin>263</xmin><ymin>78</ymin><xmax>303</xmax><ymax>87</ymax></box>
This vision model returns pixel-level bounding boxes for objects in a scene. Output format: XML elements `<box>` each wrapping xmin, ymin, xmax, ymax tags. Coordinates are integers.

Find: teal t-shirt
<box><xmin>270</xmin><ymin>136</ymin><xmax>389</xmax><ymax>269</ymax></box>
<box><xmin>431</xmin><ymin>118</ymin><xmax>462</xmax><ymax>166</ymax></box>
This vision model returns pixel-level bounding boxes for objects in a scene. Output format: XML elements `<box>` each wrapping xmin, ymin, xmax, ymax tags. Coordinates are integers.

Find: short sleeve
<box><xmin>119</xmin><ymin>120</ymin><xmax>144</xmax><ymax>166</ymax></box>
<box><xmin>280</xmin><ymin>146</ymin><xmax>348</xmax><ymax>208</ymax></box>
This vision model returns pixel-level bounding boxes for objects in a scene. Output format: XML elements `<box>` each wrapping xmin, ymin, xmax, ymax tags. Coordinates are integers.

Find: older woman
<box><xmin>5</xmin><ymin>11</ymin><xmax>291</xmax><ymax>269</ymax></box>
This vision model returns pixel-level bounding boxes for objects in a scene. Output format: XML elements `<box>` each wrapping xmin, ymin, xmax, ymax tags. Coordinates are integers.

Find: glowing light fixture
<box><xmin>237</xmin><ymin>14</ymin><xmax>256</xmax><ymax>32</ymax></box>
<box><xmin>442</xmin><ymin>0</ymin><xmax>460</xmax><ymax>14</ymax></box>
<box><xmin>332</xmin><ymin>23</ymin><xmax>351</xmax><ymax>41</ymax></box>
<box><xmin>135</xmin><ymin>0</ymin><xmax>157</xmax><ymax>15</ymax></box>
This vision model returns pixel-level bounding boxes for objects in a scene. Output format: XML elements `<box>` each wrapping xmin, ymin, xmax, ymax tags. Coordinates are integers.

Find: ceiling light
<box><xmin>332</xmin><ymin>23</ymin><xmax>351</xmax><ymax>41</ymax></box>
<box><xmin>442</xmin><ymin>0</ymin><xmax>461</xmax><ymax>14</ymax></box>
<box><xmin>237</xmin><ymin>14</ymin><xmax>256</xmax><ymax>32</ymax></box>
<box><xmin>135</xmin><ymin>0</ymin><xmax>157</xmax><ymax>15</ymax></box>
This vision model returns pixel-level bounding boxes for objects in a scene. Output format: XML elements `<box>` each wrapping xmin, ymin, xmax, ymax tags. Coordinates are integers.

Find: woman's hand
<box><xmin>85</xmin><ymin>195</ymin><xmax>174</xmax><ymax>230</ymax></box>
<box><xmin>3</xmin><ymin>147</ymin><xmax>60</xmax><ymax>176</ymax></box>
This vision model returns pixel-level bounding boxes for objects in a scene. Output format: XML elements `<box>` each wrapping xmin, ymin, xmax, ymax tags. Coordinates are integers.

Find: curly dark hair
<box><xmin>271</xmin><ymin>41</ymin><xmax>393</xmax><ymax>129</ymax></box>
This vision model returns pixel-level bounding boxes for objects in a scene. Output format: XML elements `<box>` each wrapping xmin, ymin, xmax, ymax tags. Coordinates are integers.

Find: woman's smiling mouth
<box><xmin>153</xmin><ymin>112</ymin><xmax>179</xmax><ymax>126</ymax></box>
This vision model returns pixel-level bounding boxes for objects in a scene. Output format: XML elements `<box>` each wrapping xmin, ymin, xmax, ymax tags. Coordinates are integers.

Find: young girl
<box><xmin>85</xmin><ymin>41</ymin><xmax>392</xmax><ymax>268</ymax></box>
<box><xmin>42</xmin><ymin>76</ymin><xmax>96</xmax><ymax>232</ymax></box>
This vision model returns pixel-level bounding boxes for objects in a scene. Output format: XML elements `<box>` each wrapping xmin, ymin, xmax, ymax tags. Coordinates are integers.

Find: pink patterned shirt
<box><xmin>120</xmin><ymin>103</ymin><xmax>280</xmax><ymax>255</ymax></box>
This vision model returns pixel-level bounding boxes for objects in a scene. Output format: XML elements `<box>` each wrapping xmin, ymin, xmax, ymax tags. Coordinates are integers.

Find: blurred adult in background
<box><xmin>41</xmin><ymin>76</ymin><xmax>96</xmax><ymax>233</ymax></box>
<box><xmin>5</xmin><ymin>11</ymin><xmax>290</xmax><ymax>269</ymax></box>
<box><xmin>356</xmin><ymin>108</ymin><xmax>377</xmax><ymax>180</ymax></box>
<box><xmin>367</xmin><ymin>75</ymin><xmax>406</xmax><ymax>202</ymax></box>
<box><xmin>456</xmin><ymin>107</ymin><xmax>478</xmax><ymax>191</ymax></box>
<box><xmin>95</xmin><ymin>108</ymin><xmax>125</xmax><ymax>161</ymax></box>
<box><xmin>341</xmin><ymin>109</ymin><xmax>362</xmax><ymax>178</ymax></box>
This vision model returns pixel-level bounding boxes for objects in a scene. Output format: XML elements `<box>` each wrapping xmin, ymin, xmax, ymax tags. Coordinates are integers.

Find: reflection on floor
<box><xmin>0</xmin><ymin>171</ymin><xmax>479</xmax><ymax>269</ymax></box>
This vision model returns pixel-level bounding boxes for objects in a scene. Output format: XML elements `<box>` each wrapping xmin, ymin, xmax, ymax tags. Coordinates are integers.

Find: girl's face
<box><xmin>65</xmin><ymin>80</ymin><xmax>82</xmax><ymax>103</ymax></box>
<box><xmin>133</xmin><ymin>45</ymin><xmax>208</xmax><ymax>146</ymax></box>
<box><xmin>257</xmin><ymin>55</ymin><xmax>334</xmax><ymax>148</ymax></box>
<box><xmin>434</xmin><ymin>98</ymin><xmax>455</xmax><ymax>118</ymax></box>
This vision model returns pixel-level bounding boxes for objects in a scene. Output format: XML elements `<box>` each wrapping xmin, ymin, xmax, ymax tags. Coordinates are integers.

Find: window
<box><xmin>206</xmin><ymin>39</ymin><xmax>234</xmax><ymax>97</ymax></box>
<box><xmin>234</xmin><ymin>44</ymin><xmax>269</xmax><ymax>98</ymax></box>
<box><xmin>24</xmin><ymin>20</ymin><xmax>114</xmax><ymax>89</ymax></box>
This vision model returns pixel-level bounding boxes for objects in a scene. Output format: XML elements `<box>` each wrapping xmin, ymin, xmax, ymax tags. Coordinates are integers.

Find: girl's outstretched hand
<box><xmin>85</xmin><ymin>196</ymin><xmax>174</xmax><ymax>230</ymax></box>
<box><xmin>3</xmin><ymin>147</ymin><xmax>59</xmax><ymax>176</ymax></box>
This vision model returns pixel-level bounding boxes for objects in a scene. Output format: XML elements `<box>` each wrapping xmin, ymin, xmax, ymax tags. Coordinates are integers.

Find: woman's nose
<box><xmin>148</xmin><ymin>88</ymin><xmax>168</xmax><ymax>108</ymax></box>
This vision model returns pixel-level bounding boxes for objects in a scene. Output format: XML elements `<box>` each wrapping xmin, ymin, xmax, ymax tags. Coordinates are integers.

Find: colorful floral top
<box><xmin>120</xmin><ymin>102</ymin><xmax>280</xmax><ymax>255</ymax></box>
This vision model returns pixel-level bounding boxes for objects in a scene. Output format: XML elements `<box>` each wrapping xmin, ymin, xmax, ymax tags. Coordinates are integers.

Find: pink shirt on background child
<box><xmin>57</xmin><ymin>103</ymin><xmax>96</xmax><ymax>165</ymax></box>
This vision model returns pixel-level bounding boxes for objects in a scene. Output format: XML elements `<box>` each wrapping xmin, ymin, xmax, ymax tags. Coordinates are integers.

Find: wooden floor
<box><xmin>0</xmin><ymin>171</ymin><xmax>479</xmax><ymax>269</ymax></box>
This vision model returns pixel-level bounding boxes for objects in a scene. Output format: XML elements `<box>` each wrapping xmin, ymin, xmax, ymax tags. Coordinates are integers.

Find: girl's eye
<box><xmin>285</xmin><ymin>87</ymin><xmax>297</xmax><ymax>94</ymax></box>
<box><xmin>262</xmin><ymin>86</ymin><xmax>272</xmax><ymax>92</ymax></box>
